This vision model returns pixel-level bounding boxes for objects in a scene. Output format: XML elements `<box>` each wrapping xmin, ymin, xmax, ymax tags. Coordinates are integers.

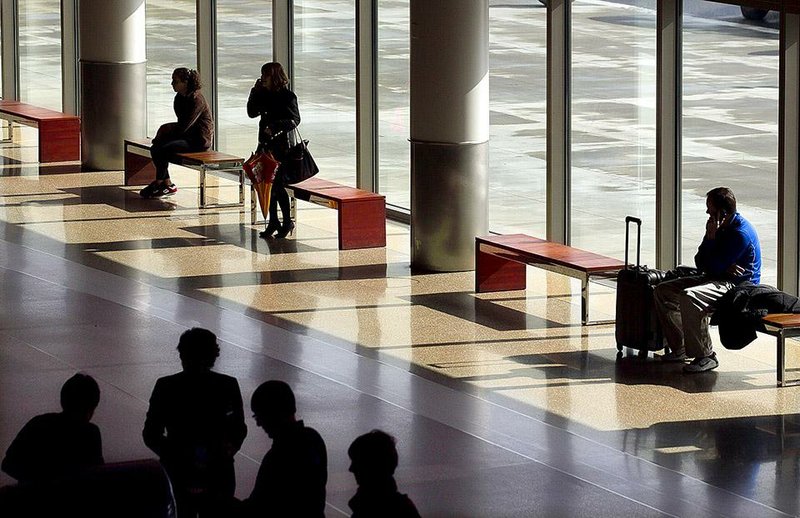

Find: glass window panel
<box><xmin>294</xmin><ymin>0</ymin><xmax>356</xmax><ymax>187</ymax></box>
<box><xmin>146</xmin><ymin>0</ymin><xmax>197</xmax><ymax>136</ymax></box>
<box><xmin>377</xmin><ymin>0</ymin><xmax>410</xmax><ymax>210</ymax></box>
<box><xmin>570</xmin><ymin>1</ymin><xmax>656</xmax><ymax>263</ymax></box>
<box><xmin>19</xmin><ymin>0</ymin><xmax>62</xmax><ymax>110</ymax></box>
<box><xmin>217</xmin><ymin>1</ymin><xmax>272</xmax><ymax>158</ymax></box>
<box><xmin>681</xmin><ymin>5</ymin><xmax>778</xmax><ymax>285</ymax></box>
<box><xmin>489</xmin><ymin>2</ymin><xmax>547</xmax><ymax>236</ymax></box>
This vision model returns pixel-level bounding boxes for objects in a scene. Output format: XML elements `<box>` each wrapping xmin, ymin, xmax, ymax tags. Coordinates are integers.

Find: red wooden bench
<box><xmin>761</xmin><ymin>313</ymin><xmax>800</xmax><ymax>387</ymax></box>
<box><xmin>285</xmin><ymin>177</ymin><xmax>386</xmax><ymax>250</ymax></box>
<box><xmin>0</xmin><ymin>100</ymin><xmax>80</xmax><ymax>163</ymax></box>
<box><xmin>475</xmin><ymin>234</ymin><xmax>624</xmax><ymax>325</ymax></box>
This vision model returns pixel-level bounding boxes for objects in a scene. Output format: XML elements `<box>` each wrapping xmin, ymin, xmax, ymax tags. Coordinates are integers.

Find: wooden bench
<box><xmin>760</xmin><ymin>313</ymin><xmax>800</xmax><ymax>387</ymax></box>
<box><xmin>0</xmin><ymin>100</ymin><xmax>80</xmax><ymax>163</ymax></box>
<box><xmin>124</xmin><ymin>138</ymin><xmax>249</xmax><ymax>220</ymax></box>
<box><xmin>475</xmin><ymin>234</ymin><xmax>624</xmax><ymax>325</ymax></box>
<box><xmin>284</xmin><ymin>177</ymin><xmax>386</xmax><ymax>250</ymax></box>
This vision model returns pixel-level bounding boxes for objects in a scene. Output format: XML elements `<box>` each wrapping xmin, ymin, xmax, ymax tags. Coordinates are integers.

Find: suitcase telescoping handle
<box><xmin>624</xmin><ymin>216</ymin><xmax>642</xmax><ymax>268</ymax></box>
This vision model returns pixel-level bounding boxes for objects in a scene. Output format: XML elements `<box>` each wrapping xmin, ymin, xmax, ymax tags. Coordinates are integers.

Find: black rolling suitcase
<box><xmin>615</xmin><ymin>216</ymin><xmax>665</xmax><ymax>356</ymax></box>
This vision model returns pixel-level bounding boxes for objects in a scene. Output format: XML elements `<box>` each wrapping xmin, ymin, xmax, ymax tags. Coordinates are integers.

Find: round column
<box><xmin>410</xmin><ymin>0</ymin><xmax>489</xmax><ymax>272</ymax></box>
<box><xmin>79</xmin><ymin>0</ymin><xmax>147</xmax><ymax>170</ymax></box>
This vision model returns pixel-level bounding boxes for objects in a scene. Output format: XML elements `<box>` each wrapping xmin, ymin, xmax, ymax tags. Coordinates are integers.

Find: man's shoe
<box><xmin>139</xmin><ymin>181</ymin><xmax>159</xmax><ymax>198</ymax></box>
<box><xmin>683</xmin><ymin>353</ymin><xmax>719</xmax><ymax>373</ymax></box>
<box><xmin>657</xmin><ymin>350</ymin><xmax>688</xmax><ymax>362</ymax></box>
<box><xmin>151</xmin><ymin>184</ymin><xmax>177</xmax><ymax>198</ymax></box>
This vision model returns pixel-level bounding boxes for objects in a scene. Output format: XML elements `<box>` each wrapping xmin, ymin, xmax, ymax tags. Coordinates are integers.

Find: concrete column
<box><xmin>79</xmin><ymin>0</ymin><xmax>146</xmax><ymax>170</ymax></box>
<box><xmin>410</xmin><ymin>0</ymin><xmax>488</xmax><ymax>272</ymax></box>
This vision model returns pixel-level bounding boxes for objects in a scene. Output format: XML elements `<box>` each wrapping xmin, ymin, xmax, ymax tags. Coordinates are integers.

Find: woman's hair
<box><xmin>173</xmin><ymin>67</ymin><xmax>202</xmax><ymax>92</ymax></box>
<box><xmin>260</xmin><ymin>62</ymin><xmax>289</xmax><ymax>90</ymax></box>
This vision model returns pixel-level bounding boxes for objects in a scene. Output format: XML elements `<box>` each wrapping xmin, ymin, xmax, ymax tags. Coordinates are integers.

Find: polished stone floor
<box><xmin>1</xmin><ymin>128</ymin><xmax>799</xmax><ymax>516</ymax></box>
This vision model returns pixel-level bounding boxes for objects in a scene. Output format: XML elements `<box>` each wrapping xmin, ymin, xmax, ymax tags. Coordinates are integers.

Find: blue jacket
<box><xmin>694</xmin><ymin>212</ymin><xmax>761</xmax><ymax>284</ymax></box>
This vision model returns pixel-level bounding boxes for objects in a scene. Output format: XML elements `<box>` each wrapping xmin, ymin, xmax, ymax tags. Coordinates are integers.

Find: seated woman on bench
<box><xmin>140</xmin><ymin>67</ymin><xmax>214</xmax><ymax>198</ymax></box>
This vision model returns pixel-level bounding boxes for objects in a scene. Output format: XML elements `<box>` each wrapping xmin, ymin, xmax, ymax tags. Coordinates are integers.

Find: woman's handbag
<box><xmin>282</xmin><ymin>128</ymin><xmax>319</xmax><ymax>184</ymax></box>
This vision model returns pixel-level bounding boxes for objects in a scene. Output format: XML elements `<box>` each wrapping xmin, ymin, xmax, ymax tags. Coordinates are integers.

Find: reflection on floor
<box><xmin>1</xmin><ymin>140</ymin><xmax>799</xmax><ymax>517</ymax></box>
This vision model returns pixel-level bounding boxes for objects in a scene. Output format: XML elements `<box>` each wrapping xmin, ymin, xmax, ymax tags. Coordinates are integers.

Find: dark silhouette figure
<box><xmin>240</xmin><ymin>380</ymin><xmax>327</xmax><ymax>517</ymax></box>
<box><xmin>348</xmin><ymin>430</ymin><xmax>420</xmax><ymax>518</ymax></box>
<box><xmin>2</xmin><ymin>373</ymin><xmax>104</xmax><ymax>484</ymax></box>
<box><xmin>143</xmin><ymin>328</ymin><xmax>247</xmax><ymax>518</ymax></box>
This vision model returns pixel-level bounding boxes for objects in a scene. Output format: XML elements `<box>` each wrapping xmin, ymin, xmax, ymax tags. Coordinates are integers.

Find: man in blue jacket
<box><xmin>655</xmin><ymin>187</ymin><xmax>761</xmax><ymax>373</ymax></box>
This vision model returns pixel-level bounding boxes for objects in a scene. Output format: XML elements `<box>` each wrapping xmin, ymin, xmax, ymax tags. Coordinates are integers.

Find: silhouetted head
<box><xmin>177</xmin><ymin>327</ymin><xmax>220</xmax><ymax>372</ymax></box>
<box><xmin>260</xmin><ymin>62</ymin><xmax>289</xmax><ymax>91</ymax></box>
<box><xmin>172</xmin><ymin>67</ymin><xmax>202</xmax><ymax>95</ymax></box>
<box><xmin>706</xmin><ymin>187</ymin><xmax>737</xmax><ymax>216</ymax></box>
<box><xmin>60</xmin><ymin>373</ymin><xmax>100</xmax><ymax>421</ymax></box>
<box><xmin>251</xmin><ymin>380</ymin><xmax>296</xmax><ymax>438</ymax></box>
<box><xmin>348</xmin><ymin>429</ymin><xmax>399</xmax><ymax>486</ymax></box>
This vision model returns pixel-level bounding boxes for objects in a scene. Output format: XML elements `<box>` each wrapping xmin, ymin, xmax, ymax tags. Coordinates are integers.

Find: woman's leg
<box><xmin>150</xmin><ymin>139</ymin><xmax>192</xmax><ymax>184</ymax></box>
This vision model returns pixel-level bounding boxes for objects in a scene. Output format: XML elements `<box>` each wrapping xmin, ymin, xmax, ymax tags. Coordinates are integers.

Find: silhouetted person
<box><xmin>348</xmin><ymin>430</ymin><xmax>420</xmax><ymax>518</ymax></box>
<box><xmin>143</xmin><ymin>328</ymin><xmax>247</xmax><ymax>518</ymax></box>
<box><xmin>2</xmin><ymin>373</ymin><xmax>103</xmax><ymax>484</ymax></box>
<box><xmin>240</xmin><ymin>380</ymin><xmax>327</xmax><ymax>517</ymax></box>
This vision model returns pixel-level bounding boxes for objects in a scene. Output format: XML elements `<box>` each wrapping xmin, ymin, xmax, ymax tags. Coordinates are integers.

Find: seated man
<box><xmin>2</xmin><ymin>373</ymin><xmax>104</xmax><ymax>484</ymax></box>
<box><xmin>348</xmin><ymin>430</ymin><xmax>420</xmax><ymax>518</ymax></box>
<box><xmin>240</xmin><ymin>380</ymin><xmax>327</xmax><ymax>517</ymax></box>
<box><xmin>655</xmin><ymin>187</ymin><xmax>761</xmax><ymax>373</ymax></box>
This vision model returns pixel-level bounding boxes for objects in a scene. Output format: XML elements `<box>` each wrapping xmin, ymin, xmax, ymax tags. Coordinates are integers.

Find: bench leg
<box><xmin>0</xmin><ymin>121</ymin><xmax>13</xmax><ymax>143</ymax></box>
<box><xmin>475</xmin><ymin>246</ymin><xmax>526</xmax><ymax>293</ymax></box>
<box><xmin>581</xmin><ymin>277</ymin><xmax>589</xmax><ymax>326</ymax></box>
<box><xmin>338</xmin><ymin>199</ymin><xmax>386</xmax><ymax>250</ymax></box>
<box><xmin>239</xmin><ymin>170</ymin><xmax>245</xmax><ymax>205</ymax></box>
<box><xmin>199</xmin><ymin>167</ymin><xmax>207</xmax><ymax>207</ymax></box>
<box><xmin>124</xmin><ymin>148</ymin><xmax>156</xmax><ymax>186</ymax></box>
<box><xmin>38</xmin><ymin>119</ymin><xmax>80</xmax><ymax>162</ymax></box>
<box><xmin>778</xmin><ymin>332</ymin><xmax>786</xmax><ymax>387</ymax></box>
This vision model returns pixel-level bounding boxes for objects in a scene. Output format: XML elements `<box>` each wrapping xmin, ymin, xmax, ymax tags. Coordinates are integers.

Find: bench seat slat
<box><xmin>762</xmin><ymin>313</ymin><xmax>800</xmax><ymax>329</ymax></box>
<box><xmin>477</xmin><ymin>234</ymin><xmax>624</xmax><ymax>273</ymax></box>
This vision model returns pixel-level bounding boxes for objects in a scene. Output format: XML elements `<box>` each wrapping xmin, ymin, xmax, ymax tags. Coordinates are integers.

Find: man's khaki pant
<box><xmin>653</xmin><ymin>276</ymin><xmax>735</xmax><ymax>358</ymax></box>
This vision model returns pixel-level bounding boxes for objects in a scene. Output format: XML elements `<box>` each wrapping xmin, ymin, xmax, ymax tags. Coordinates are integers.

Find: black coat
<box><xmin>711</xmin><ymin>283</ymin><xmax>800</xmax><ymax>349</ymax></box>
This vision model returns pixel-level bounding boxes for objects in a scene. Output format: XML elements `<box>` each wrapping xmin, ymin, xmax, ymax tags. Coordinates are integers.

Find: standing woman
<box><xmin>247</xmin><ymin>62</ymin><xmax>301</xmax><ymax>238</ymax></box>
<box><xmin>140</xmin><ymin>67</ymin><xmax>214</xmax><ymax>198</ymax></box>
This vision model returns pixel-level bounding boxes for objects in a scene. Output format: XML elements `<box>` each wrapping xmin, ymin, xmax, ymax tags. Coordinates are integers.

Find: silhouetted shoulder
<box><xmin>2</xmin><ymin>412</ymin><xmax>103</xmax><ymax>484</ymax></box>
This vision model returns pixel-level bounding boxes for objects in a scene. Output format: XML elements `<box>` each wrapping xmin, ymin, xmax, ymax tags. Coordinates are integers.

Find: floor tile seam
<box><xmin>0</xmin><ymin>238</ymin><xmax>789</xmax><ymax>516</ymax></box>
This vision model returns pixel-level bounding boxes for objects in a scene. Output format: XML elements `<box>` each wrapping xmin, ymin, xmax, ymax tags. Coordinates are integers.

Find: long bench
<box><xmin>761</xmin><ymin>313</ymin><xmax>800</xmax><ymax>387</ymax></box>
<box><xmin>0</xmin><ymin>100</ymin><xmax>80</xmax><ymax>163</ymax></box>
<box><xmin>475</xmin><ymin>234</ymin><xmax>624</xmax><ymax>325</ymax></box>
<box><xmin>124</xmin><ymin>138</ymin><xmax>248</xmax><ymax>219</ymax></box>
<box><xmin>285</xmin><ymin>177</ymin><xmax>386</xmax><ymax>250</ymax></box>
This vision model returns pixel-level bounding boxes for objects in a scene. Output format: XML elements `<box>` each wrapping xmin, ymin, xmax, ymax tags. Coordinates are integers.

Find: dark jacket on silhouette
<box><xmin>348</xmin><ymin>477</ymin><xmax>421</xmax><ymax>518</ymax></box>
<box><xmin>2</xmin><ymin>412</ymin><xmax>103</xmax><ymax>484</ymax></box>
<box><xmin>241</xmin><ymin>420</ymin><xmax>327</xmax><ymax>517</ymax></box>
<box><xmin>142</xmin><ymin>370</ymin><xmax>246</xmax><ymax>495</ymax></box>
